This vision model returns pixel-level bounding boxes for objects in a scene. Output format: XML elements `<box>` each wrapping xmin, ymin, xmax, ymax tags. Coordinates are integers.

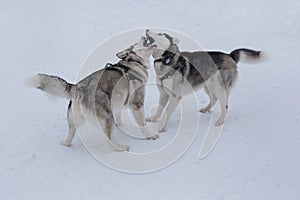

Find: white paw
<box><xmin>146</xmin><ymin>117</ymin><xmax>155</xmax><ymax>122</ymax></box>
<box><xmin>215</xmin><ymin>118</ymin><xmax>224</xmax><ymax>126</ymax></box>
<box><xmin>60</xmin><ymin>141</ymin><xmax>71</xmax><ymax>147</ymax></box>
<box><xmin>146</xmin><ymin>133</ymin><xmax>159</xmax><ymax>140</ymax></box>
<box><xmin>158</xmin><ymin>127</ymin><xmax>167</xmax><ymax>133</ymax></box>
<box><xmin>113</xmin><ymin>144</ymin><xmax>130</xmax><ymax>152</ymax></box>
<box><xmin>199</xmin><ymin>107</ymin><xmax>210</xmax><ymax>113</ymax></box>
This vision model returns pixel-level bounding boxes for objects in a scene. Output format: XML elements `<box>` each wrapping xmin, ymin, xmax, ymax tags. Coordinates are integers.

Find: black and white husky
<box><xmin>145</xmin><ymin>30</ymin><xmax>265</xmax><ymax>132</ymax></box>
<box><xmin>28</xmin><ymin>37</ymin><xmax>158</xmax><ymax>151</ymax></box>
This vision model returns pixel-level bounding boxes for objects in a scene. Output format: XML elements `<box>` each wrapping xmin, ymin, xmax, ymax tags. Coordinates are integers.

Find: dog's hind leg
<box><xmin>213</xmin><ymin>80</ymin><xmax>227</xmax><ymax>126</ymax></box>
<box><xmin>62</xmin><ymin>101</ymin><xmax>85</xmax><ymax>146</ymax></box>
<box><xmin>106</xmin><ymin>120</ymin><xmax>130</xmax><ymax>152</ymax></box>
<box><xmin>102</xmin><ymin>118</ymin><xmax>130</xmax><ymax>152</ymax></box>
<box><xmin>225</xmin><ymin>88</ymin><xmax>231</xmax><ymax>110</ymax></box>
<box><xmin>199</xmin><ymin>85</ymin><xmax>217</xmax><ymax>113</ymax></box>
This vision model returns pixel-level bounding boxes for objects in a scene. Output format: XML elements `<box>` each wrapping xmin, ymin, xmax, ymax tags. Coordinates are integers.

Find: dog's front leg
<box><xmin>158</xmin><ymin>94</ymin><xmax>181</xmax><ymax>133</ymax></box>
<box><xmin>130</xmin><ymin>103</ymin><xmax>159</xmax><ymax>140</ymax></box>
<box><xmin>129</xmin><ymin>82</ymin><xmax>159</xmax><ymax>140</ymax></box>
<box><xmin>146</xmin><ymin>85</ymin><xmax>169</xmax><ymax>122</ymax></box>
<box><xmin>158</xmin><ymin>74</ymin><xmax>183</xmax><ymax>132</ymax></box>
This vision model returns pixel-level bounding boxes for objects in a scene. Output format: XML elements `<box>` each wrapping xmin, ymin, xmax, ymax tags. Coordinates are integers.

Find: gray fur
<box><xmin>28</xmin><ymin>74</ymin><xmax>76</xmax><ymax>99</ymax></box>
<box><xmin>29</xmin><ymin>37</ymin><xmax>158</xmax><ymax>151</ymax></box>
<box><xmin>146</xmin><ymin>30</ymin><xmax>264</xmax><ymax>130</ymax></box>
<box><xmin>230</xmin><ymin>48</ymin><xmax>261</xmax><ymax>63</ymax></box>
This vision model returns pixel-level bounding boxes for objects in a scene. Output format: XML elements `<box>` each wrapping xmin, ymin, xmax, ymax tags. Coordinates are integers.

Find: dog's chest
<box><xmin>161</xmin><ymin>78</ymin><xmax>174</xmax><ymax>92</ymax></box>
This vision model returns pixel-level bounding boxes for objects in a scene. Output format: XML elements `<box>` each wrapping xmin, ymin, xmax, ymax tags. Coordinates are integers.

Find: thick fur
<box><xmin>29</xmin><ymin>37</ymin><xmax>158</xmax><ymax>151</ymax></box>
<box><xmin>27</xmin><ymin>74</ymin><xmax>76</xmax><ymax>99</ymax></box>
<box><xmin>230</xmin><ymin>48</ymin><xmax>267</xmax><ymax>64</ymax></box>
<box><xmin>145</xmin><ymin>30</ymin><xmax>265</xmax><ymax>131</ymax></box>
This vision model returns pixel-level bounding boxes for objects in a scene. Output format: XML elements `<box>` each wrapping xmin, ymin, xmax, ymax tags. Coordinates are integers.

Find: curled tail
<box><xmin>27</xmin><ymin>74</ymin><xmax>77</xmax><ymax>100</ymax></box>
<box><xmin>230</xmin><ymin>48</ymin><xmax>266</xmax><ymax>64</ymax></box>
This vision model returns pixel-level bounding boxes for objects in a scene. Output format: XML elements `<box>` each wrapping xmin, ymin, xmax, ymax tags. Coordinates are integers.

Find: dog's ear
<box><xmin>117</xmin><ymin>45</ymin><xmax>134</xmax><ymax>59</ymax></box>
<box><xmin>116</xmin><ymin>50</ymin><xmax>129</xmax><ymax>59</ymax></box>
<box><xmin>169</xmin><ymin>44</ymin><xmax>179</xmax><ymax>54</ymax></box>
<box><xmin>172</xmin><ymin>38</ymin><xmax>179</xmax><ymax>45</ymax></box>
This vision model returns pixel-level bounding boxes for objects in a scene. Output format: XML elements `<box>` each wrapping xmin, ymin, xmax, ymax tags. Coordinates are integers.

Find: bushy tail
<box><xmin>230</xmin><ymin>48</ymin><xmax>267</xmax><ymax>64</ymax></box>
<box><xmin>27</xmin><ymin>74</ymin><xmax>77</xmax><ymax>100</ymax></box>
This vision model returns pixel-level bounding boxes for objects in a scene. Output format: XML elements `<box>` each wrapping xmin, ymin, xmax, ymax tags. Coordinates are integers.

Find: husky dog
<box><xmin>145</xmin><ymin>30</ymin><xmax>265</xmax><ymax>132</ymax></box>
<box><xmin>28</xmin><ymin>37</ymin><xmax>158</xmax><ymax>151</ymax></box>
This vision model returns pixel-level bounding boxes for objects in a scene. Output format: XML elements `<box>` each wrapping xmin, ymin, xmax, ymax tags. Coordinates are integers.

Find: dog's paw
<box><xmin>114</xmin><ymin>144</ymin><xmax>130</xmax><ymax>152</ymax></box>
<box><xmin>146</xmin><ymin>133</ymin><xmax>159</xmax><ymax>140</ymax></box>
<box><xmin>199</xmin><ymin>107</ymin><xmax>210</xmax><ymax>113</ymax></box>
<box><xmin>215</xmin><ymin>118</ymin><xmax>224</xmax><ymax>126</ymax></box>
<box><xmin>115</xmin><ymin>121</ymin><xmax>122</xmax><ymax>127</ymax></box>
<box><xmin>146</xmin><ymin>117</ymin><xmax>155</xmax><ymax>122</ymax></box>
<box><xmin>158</xmin><ymin>127</ymin><xmax>167</xmax><ymax>133</ymax></box>
<box><xmin>60</xmin><ymin>141</ymin><xmax>72</xmax><ymax>147</ymax></box>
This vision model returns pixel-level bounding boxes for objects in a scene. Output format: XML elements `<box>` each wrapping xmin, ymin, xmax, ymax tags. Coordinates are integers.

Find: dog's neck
<box><xmin>139</xmin><ymin>57</ymin><xmax>150</xmax><ymax>68</ymax></box>
<box><xmin>118</xmin><ymin>58</ymin><xmax>149</xmax><ymax>71</ymax></box>
<box><xmin>120</xmin><ymin>53</ymin><xmax>150</xmax><ymax>69</ymax></box>
<box><xmin>154</xmin><ymin>44</ymin><xmax>180</xmax><ymax>65</ymax></box>
<box><xmin>152</xmin><ymin>44</ymin><xmax>182</xmax><ymax>79</ymax></box>
<box><xmin>116</xmin><ymin>55</ymin><xmax>149</xmax><ymax>83</ymax></box>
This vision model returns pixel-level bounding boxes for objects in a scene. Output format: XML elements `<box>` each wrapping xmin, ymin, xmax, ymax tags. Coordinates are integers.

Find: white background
<box><xmin>1</xmin><ymin>0</ymin><xmax>300</xmax><ymax>199</ymax></box>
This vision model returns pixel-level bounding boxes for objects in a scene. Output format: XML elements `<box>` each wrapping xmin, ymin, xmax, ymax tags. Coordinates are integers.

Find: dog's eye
<box><xmin>158</xmin><ymin>33</ymin><xmax>163</xmax><ymax>36</ymax></box>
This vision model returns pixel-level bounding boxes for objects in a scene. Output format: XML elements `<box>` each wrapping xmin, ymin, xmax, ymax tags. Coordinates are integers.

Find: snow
<box><xmin>1</xmin><ymin>0</ymin><xmax>300</xmax><ymax>199</ymax></box>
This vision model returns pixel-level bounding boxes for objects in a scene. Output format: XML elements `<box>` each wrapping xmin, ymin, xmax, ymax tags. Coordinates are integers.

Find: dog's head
<box><xmin>145</xmin><ymin>29</ymin><xmax>179</xmax><ymax>59</ymax></box>
<box><xmin>116</xmin><ymin>36</ymin><xmax>156</xmax><ymax>66</ymax></box>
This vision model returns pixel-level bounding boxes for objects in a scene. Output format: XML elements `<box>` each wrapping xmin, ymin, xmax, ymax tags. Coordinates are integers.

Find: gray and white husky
<box><xmin>28</xmin><ymin>36</ymin><xmax>158</xmax><ymax>151</ymax></box>
<box><xmin>145</xmin><ymin>30</ymin><xmax>265</xmax><ymax>132</ymax></box>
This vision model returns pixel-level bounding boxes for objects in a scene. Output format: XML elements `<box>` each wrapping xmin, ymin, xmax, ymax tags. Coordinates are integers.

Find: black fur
<box><xmin>230</xmin><ymin>48</ymin><xmax>261</xmax><ymax>63</ymax></box>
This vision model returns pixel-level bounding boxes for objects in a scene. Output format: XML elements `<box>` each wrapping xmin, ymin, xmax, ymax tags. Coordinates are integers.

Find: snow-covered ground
<box><xmin>1</xmin><ymin>0</ymin><xmax>300</xmax><ymax>199</ymax></box>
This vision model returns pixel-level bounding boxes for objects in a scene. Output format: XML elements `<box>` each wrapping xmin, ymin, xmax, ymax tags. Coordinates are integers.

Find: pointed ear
<box><xmin>169</xmin><ymin>44</ymin><xmax>179</xmax><ymax>53</ymax></box>
<box><xmin>117</xmin><ymin>45</ymin><xmax>134</xmax><ymax>59</ymax></box>
<box><xmin>116</xmin><ymin>50</ymin><xmax>128</xmax><ymax>59</ymax></box>
<box><xmin>172</xmin><ymin>38</ymin><xmax>179</xmax><ymax>45</ymax></box>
